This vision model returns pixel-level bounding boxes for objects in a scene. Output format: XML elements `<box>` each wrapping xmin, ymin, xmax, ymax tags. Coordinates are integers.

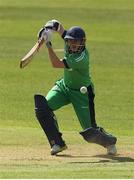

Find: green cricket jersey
<box><xmin>63</xmin><ymin>49</ymin><xmax>92</xmax><ymax>89</ymax></box>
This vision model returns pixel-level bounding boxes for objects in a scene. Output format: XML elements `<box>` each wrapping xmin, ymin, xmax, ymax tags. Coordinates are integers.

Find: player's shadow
<box><xmin>93</xmin><ymin>154</ymin><xmax>134</xmax><ymax>163</ymax></box>
<box><xmin>56</xmin><ymin>154</ymin><xmax>134</xmax><ymax>164</ymax></box>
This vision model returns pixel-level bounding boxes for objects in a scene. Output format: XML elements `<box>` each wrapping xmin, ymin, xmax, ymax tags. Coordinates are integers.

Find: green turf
<box><xmin>0</xmin><ymin>0</ymin><xmax>134</xmax><ymax>178</ymax></box>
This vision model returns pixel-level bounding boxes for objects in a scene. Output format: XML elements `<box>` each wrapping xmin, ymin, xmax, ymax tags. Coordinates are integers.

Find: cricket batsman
<box><xmin>34</xmin><ymin>20</ymin><xmax>117</xmax><ymax>155</ymax></box>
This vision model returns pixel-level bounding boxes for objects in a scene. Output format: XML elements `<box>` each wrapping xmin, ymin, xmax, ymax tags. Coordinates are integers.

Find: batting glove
<box><xmin>38</xmin><ymin>28</ymin><xmax>53</xmax><ymax>42</ymax></box>
<box><xmin>45</xmin><ymin>41</ymin><xmax>52</xmax><ymax>48</ymax></box>
<box><xmin>37</xmin><ymin>27</ymin><xmax>45</xmax><ymax>40</ymax></box>
<box><xmin>44</xmin><ymin>19</ymin><xmax>61</xmax><ymax>32</ymax></box>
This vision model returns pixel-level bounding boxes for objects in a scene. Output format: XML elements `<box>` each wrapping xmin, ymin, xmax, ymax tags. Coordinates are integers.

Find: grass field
<box><xmin>0</xmin><ymin>0</ymin><xmax>134</xmax><ymax>178</ymax></box>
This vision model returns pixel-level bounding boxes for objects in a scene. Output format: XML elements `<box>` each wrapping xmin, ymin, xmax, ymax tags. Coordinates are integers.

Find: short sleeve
<box><xmin>64</xmin><ymin>50</ymin><xmax>89</xmax><ymax>69</ymax></box>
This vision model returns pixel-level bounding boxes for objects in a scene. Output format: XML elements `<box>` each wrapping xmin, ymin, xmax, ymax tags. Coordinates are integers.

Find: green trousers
<box><xmin>46</xmin><ymin>79</ymin><xmax>97</xmax><ymax>130</ymax></box>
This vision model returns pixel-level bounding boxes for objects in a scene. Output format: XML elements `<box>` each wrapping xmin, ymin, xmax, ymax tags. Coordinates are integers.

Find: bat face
<box><xmin>20</xmin><ymin>40</ymin><xmax>44</xmax><ymax>69</ymax></box>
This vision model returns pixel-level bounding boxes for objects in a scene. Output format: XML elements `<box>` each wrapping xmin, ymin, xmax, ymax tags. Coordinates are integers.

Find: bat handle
<box><xmin>38</xmin><ymin>37</ymin><xmax>44</xmax><ymax>44</ymax></box>
<box><xmin>37</xmin><ymin>38</ymin><xmax>44</xmax><ymax>51</ymax></box>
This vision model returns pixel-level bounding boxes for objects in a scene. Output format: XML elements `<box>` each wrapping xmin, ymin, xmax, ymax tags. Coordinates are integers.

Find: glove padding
<box><xmin>44</xmin><ymin>19</ymin><xmax>61</xmax><ymax>31</ymax></box>
<box><xmin>37</xmin><ymin>28</ymin><xmax>53</xmax><ymax>42</ymax></box>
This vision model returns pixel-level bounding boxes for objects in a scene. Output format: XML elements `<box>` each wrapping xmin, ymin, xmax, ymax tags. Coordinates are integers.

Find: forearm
<box><xmin>47</xmin><ymin>46</ymin><xmax>64</xmax><ymax>68</ymax></box>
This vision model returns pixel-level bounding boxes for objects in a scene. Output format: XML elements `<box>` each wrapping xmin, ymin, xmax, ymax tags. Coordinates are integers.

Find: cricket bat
<box><xmin>20</xmin><ymin>39</ymin><xmax>44</xmax><ymax>69</ymax></box>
